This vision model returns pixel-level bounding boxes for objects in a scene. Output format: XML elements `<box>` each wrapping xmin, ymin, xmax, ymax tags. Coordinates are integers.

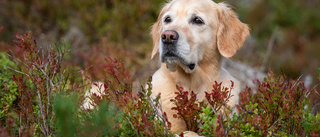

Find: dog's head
<box><xmin>151</xmin><ymin>0</ymin><xmax>249</xmax><ymax>73</ymax></box>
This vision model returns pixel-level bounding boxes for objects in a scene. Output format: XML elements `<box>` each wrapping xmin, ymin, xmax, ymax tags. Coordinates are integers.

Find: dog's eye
<box><xmin>164</xmin><ymin>17</ymin><xmax>171</xmax><ymax>23</ymax></box>
<box><xmin>193</xmin><ymin>17</ymin><xmax>204</xmax><ymax>25</ymax></box>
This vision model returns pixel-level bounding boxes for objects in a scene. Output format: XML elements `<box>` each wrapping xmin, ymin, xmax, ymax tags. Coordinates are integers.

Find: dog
<box><xmin>150</xmin><ymin>0</ymin><xmax>249</xmax><ymax>134</ymax></box>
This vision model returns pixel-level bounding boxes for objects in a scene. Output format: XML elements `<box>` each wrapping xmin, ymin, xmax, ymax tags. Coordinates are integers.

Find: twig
<box><xmin>219</xmin><ymin>113</ymin><xmax>227</xmax><ymax>137</ymax></box>
<box><xmin>33</xmin><ymin>63</ymin><xmax>56</xmax><ymax>91</ymax></box>
<box><xmin>37</xmin><ymin>115</ymin><xmax>45</xmax><ymax>136</ymax></box>
<box><xmin>266</xmin><ymin>117</ymin><xmax>281</xmax><ymax>133</ymax></box>
<box><xmin>19</xmin><ymin>113</ymin><xmax>21</xmax><ymax>137</ymax></box>
<box><xmin>36</xmin><ymin>88</ymin><xmax>48</xmax><ymax>136</ymax></box>
<box><xmin>50</xmin><ymin>109</ymin><xmax>55</xmax><ymax>131</ymax></box>
<box><xmin>139</xmin><ymin>90</ymin><xmax>171</xmax><ymax>136</ymax></box>
<box><xmin>1</xmin><ymin>65</ymin><xmax>30</xmax><ymax>77</ymax></box>
<box><xmin>260</xmin><ymin>30</ymin><xmax>277</xmax><ymax>72</ymax></box>
<box><xmin>60</xmin><ymin>65</ymin><xmax>93</xmax><ymax>81</ymax></box>
<box><xmin>291</xmin><ymin>74</ymin><xmax>303</xmax><ymax>90</ymax></box>
<box><xmin>209</xmin><ymin>104</ymin><xmax>217</xmax><ymax>114</ymax></box>
<box><xmin>46</xmin><ymin>74</ymin><xmax>50</xmax><ymax>116</ymax></box>
<box><xmin>8</xmin><ymin>50</ymin><xmax>21</xmax><ymax>67</ymax></box>
<box><xmin>6</xmin><ymin>52</ymin><xmax>28</xmax><ymax>67</ymax></box>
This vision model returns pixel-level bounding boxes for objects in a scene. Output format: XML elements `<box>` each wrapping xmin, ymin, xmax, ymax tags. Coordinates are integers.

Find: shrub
<box><xmin>236</xmin><ymin>71</ymin><xmax>311</xmax><ymax>136</ymax></box>
<box><xmin>0</xmin><ymin>52</ymin><xmax>18</xmax><ymax>124</ymax></box>
<box><xmin>1</xmin><ymin>29</ymin><xmax>319</xmax><ymax>136</ymax></box>
<box><xmin>170</xmin><ymin>81</ymin><xmax>234</xmax><ymax>134</ymax></box>
<box><xmin>0</xmin><ymin>30</ymin><xmax>87</xmax><ymax>136</ymax></box>
<box><xmin>199</xmin><ymin>81</ymin><xmax>237</xmax><ymax>136</ymax></box>
<box><xmin>170</xmin><ymin>86</ymin><xmax>205</xmax><ymax>132</ymax></box>
<box><xmin>10</xmin><ymin>31</ymin><xmax>69</xmax><ymax>136</ymax></box>
<box><xmin>89</xmin><ymin>57</ymin><xmax>172</xmax><ymax>136</ymax></box>
<box><xmin>199</xmin><ymin>70</ymin><xmax>320</xmax><ymax>136</ymax></box>
<box><xmin>0</xmin><ymin>30</ymin><xmax>173</xmax><ymax>136</ymax></box>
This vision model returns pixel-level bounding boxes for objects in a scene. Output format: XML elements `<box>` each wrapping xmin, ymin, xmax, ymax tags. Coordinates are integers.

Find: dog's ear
<box><xmin>216</xmin><ymin>3</ymin><xmax>249</xmax><ymax>58</ymax></box>
<box><xmin>151</xmin><ymin>5</ymin><xmax>168</xmax><ymax>59</ymax></box>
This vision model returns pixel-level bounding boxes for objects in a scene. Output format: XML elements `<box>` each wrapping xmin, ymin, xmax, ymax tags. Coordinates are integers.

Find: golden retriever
<box><xmin>150</xmin><ymin>0</ymin><xmax>249</xmax><ymax>134</ymax></box>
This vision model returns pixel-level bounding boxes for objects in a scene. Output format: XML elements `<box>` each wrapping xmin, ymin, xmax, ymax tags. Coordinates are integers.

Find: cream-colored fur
<box><xmin>150</xmin><ymin>0</ymin><xmax>249</xmax><ymax>134</ymax></box>
<box><xmin>82</xmin><ymin>81</ymin><xmax>105</xmax><ymax>110</ymax></box>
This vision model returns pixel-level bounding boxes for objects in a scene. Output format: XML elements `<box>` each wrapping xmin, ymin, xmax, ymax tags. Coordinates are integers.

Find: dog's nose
<box><xmin>161</xmin><ymin>30</ymin><xmax>179</xmax><ymax>44</ymax></box>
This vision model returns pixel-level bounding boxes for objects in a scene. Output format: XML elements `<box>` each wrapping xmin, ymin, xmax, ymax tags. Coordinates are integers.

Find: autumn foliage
<box><xmin>0</xmin><ymin>31</ymin><xmax>319</xmax><ymax>137</ymax></box>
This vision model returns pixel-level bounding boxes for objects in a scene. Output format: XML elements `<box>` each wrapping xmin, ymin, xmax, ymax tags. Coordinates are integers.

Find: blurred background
<box><xmin>0</xmin><ymin>0</ymin><xmax>319</xmax><ymax>86</ymax></box>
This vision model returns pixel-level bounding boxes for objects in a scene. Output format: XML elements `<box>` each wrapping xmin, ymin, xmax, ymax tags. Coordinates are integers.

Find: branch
<box><xmin>139</xmin><ymin>90</ymin><xmax>170</xmax><ymax>136</ymax></box>
<box><xmin>266</xmin><ymin>117</ymin><xmax>281</xmax><ymax>133</ymax></box>
<box><xmin>260</xmin><ymin>30</ymin><xmax>277</xmax><ymax>72</ymax></box>
<box><xmin>32</xmin><ymin>63</ymin><xmax>56</xmax><ymax>91</ymax></box>
<box><xmin>1</xmin><ymin>65</ymin><xmax>30</xmax><ymax>77</ymax></box>
<box><xmin>6</xmin><ymin>51</ymin><xmax>28</xmax><ymax>67</ymax></box>
<box><xmin>209</xmin><ymin>104</ymin><xmax>217</xmax><ymax>114</ymax></box>
<box><xmin>36</xmin><ymin>88</ymin><xmax>48</xmax><ymax>136</ymax></box>
<box><xmin>291</xmin><ymin>74</ymin><xmax>303</xmax><ymax>90</ymax></box>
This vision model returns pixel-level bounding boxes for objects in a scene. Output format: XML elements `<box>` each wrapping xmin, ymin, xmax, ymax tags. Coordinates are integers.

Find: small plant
<box><xmin>170</xmin><ymin>81</ymin><xmax>235</xmax><ymax>134</ymax></box>
<box><xmin>199</xmin><ymin>81</ymin><xmax>236</xmax><ymax>136</ymax></box>
<box><xmin>236</xmin><ymin>71</ymin><xmax>309</xmax><ymax>136</ymax></box>
<box><xmin>10</xmin><ymin>31</ymin><xmax>69</xmax><ymax>136</ymax></box>
<box><xmin>170</xmin><ymin>86</ymin><xmax>205</xmax><ymax>132</ymax></box>
<box><xmin>205</xmin><ymin>81</ymin><xmax>234</xmax><ymax>114</ymax></box>
<box><xmin>198</xmin><ymin>70</ymin><xmax>320</xmax><ymax>136</ymax></box>
<box><xmin>0</xmin><ymin>30</ymin><xmax>86</xmax><ymax>136</ymax></box>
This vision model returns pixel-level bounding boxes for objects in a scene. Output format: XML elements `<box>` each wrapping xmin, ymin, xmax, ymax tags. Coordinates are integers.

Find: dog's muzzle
<box><xmin>161</xmin><ymin>30</ymin><xmax>180</xmax><ymax>63</ymax></box>
<box><xmin>160</xmin><ymin>30</ymin><xmax>196</xmax><ymax>73</ymax></box>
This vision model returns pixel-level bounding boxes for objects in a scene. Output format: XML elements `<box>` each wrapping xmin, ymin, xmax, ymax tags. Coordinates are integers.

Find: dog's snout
<box><xmin>161</xmin><ymin>30</ymin><xmax>179</xmax><ymax>44</ymax></box>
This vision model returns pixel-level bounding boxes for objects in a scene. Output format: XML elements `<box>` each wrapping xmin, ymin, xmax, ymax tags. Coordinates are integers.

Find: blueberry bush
<box><xmin>0</xmin><ymin>3</ymin><xmax>320</xmax><ymax>134</ymax></box>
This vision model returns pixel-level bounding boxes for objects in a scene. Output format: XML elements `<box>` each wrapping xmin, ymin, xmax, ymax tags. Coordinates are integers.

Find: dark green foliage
<box><xmin>54</xmin><ymin>93</ymin><xmax>78</xmax><ymax>137</ymax></box>
<box><xmin>54</xmin><ymin>93</ymin><xmax>117</xmax><ymax>137</ymax></box>
<box><xmin>0</xmin><ymin>26</ymin><xmax>18</xmax><ymax>123</ymax></box>
<box><xmin>0</xmin><ymin>52</ymin><xmax>18</xmax><ymax>123</ymax></box>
